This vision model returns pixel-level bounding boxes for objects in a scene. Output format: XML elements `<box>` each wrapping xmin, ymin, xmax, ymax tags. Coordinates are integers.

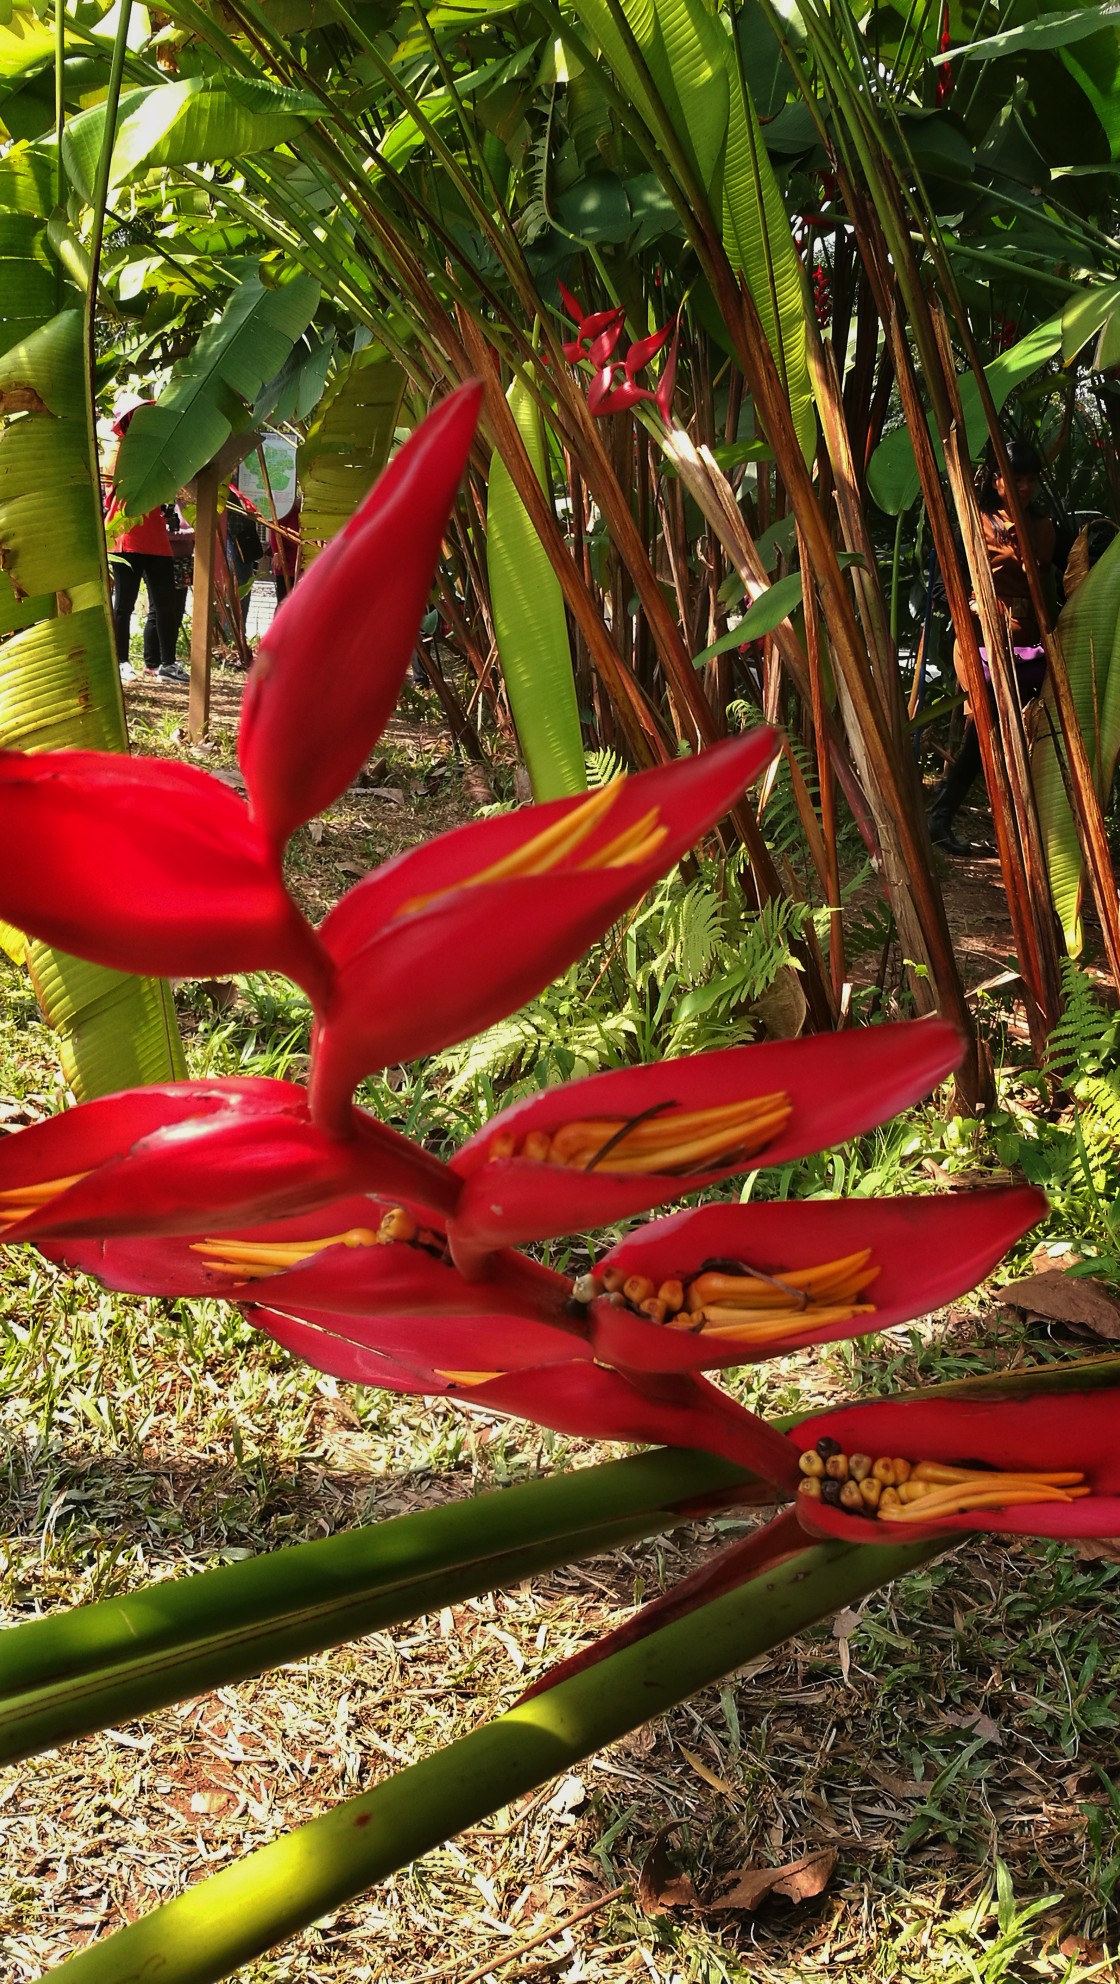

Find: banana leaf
<box><xmin>0</xmin><ymin>5</ymin><xmax>55</xmax><ymax>86</ymax></box>
<box><xmin>0</xmin><ymin>308</ymin><xmax>184</xmax><ymax>1092</ymax></box>
<box><xmin>297</xmin><ymin>344</ymin><xmax>405</xmax><ymax>562</ymax></box>
<box><xmin>1031</xmin><ymin>528</ymin><xmax>1120</xmax><ymax>954</ymax></box>
<box><xmin>112</xmin><ymin>267</ymin><xmax>320</xmax><ymax>517</ymax></box>
<box><xmin>61</xmin><ymin>75</ymin><xmax>320</xmax><ymax>202</ymax></box>
<box><xmin>486</xmin><ymin>372</ymin><xmax>586</xmax><ymax>799</ymax></box>
<box><xmin>0</xmin><ymin>210</ymin><xmax>55</xmax><ymax>356</ymax></box>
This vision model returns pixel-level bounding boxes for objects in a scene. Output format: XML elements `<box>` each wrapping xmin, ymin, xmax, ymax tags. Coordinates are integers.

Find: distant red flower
<box><xmin>560</xmin><ymin>282</ymin><xmax>677</xmax><ymax>425</ymax></box>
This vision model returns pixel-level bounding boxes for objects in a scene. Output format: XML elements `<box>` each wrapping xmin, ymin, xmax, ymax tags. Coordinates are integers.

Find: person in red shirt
<box><xmin>105</xmin><ymin>405</ymin><xmax>188</xmax><ymax>684</ymax></box>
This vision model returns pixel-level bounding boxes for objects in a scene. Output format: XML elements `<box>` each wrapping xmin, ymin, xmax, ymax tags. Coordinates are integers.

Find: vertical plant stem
<box><xmin>84</xmin><ymin>0</ymin><xmax>133</xmax><ymax>392</ymax></box>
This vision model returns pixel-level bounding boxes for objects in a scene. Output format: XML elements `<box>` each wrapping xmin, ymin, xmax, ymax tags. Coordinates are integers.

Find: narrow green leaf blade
<box><xmin>1031</xmin><ymin>529</ymin><xmax>1120</xmax><ymax>952</ymax></box>
<box><xmin>487</xmin><ymin>374</ymin><xmax>586</xmax><ymax>800</ymax></box>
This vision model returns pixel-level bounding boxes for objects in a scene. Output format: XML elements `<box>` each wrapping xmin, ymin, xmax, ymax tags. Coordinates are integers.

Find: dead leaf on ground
<box><xmin>943</xmin><ymin>1709</ymin><xmax>1001</xmax><ymax>1746</ymax></box>
<box><xmin>194</xmin><ymin>978</ymin><xmax>239</xmax><ymax>1011</ymax></box>
<box><xmin>677</xmin><ymin>1742</ymin><xmax>739</xmax><ymax>1799</ymax></box>
<box><xmin>637</xmin><ymin>1828</ymin><xmax>697</xmax><ymax>1913</ymax></box>
<box><xmin>710</xmin><ymin>1847</ymin><xmax>837</xmax><ymax>1913</ymax></box>
<box><xmin>999</xmin><ymin>1271</ymin><xmax>1120</xmax><ymax>1339</ymax></box>
<box><xmin>1072</xmin><ymin>1536</ymin><xmax>1120</xmax><ymax>1564</ymax></box>
<box><xmin>210</xmin><ymin>765</ymin><xmax>248</xmax><ymax>795</ymax></box>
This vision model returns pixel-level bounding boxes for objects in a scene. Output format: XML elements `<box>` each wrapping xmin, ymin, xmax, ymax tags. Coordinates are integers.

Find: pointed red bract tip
<box><xmin>0</xmin><ymin>750</ymin><xmax>330</xmax><ymax>1001</ymax></box>
<box><xmin>238</xmin><ymin>381</ymin><xmax>483</xmax><ymax>851</ymax></box>
<box><xmin>307</xmin><ymin>730</ymin><xmax>779</xmax><ymax>1123</ymax></box>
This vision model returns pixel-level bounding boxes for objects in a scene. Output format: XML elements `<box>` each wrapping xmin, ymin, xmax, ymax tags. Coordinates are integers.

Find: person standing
<box><xmin>142</xmin><ymin>503</ymin><xmax>194</xmax><ymax>674</ymax></box>
<box><xmin>105</xmin><ymin>405</ymin><xmax>188</xmax><ymax>685</ymax></box>
<box><xmin>927</xmin><ymin>438</ymin><xmax>1057</xmax><ymax>856</ymax></box>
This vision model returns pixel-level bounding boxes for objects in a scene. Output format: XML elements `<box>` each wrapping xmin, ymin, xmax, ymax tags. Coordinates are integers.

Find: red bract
<box><xmin>251</xmin><ymin>1304</ymin><xmax>799</xmax><ymax>1480</ymax></box>
<box><xmin>585</xmin><ymin>1185</ymin><xmax>1044</xmax><ymax>1373</ymax></box>
<box><xmin>0</xmin><ymin>1084</ymin><xmax>455</xmax><ymax>1242</ymax></box>
<box><xmin>308</xmin><ymin>730</ymin><xmax>778</xmax><ymax>1129</ymax></box>
<box><xmin>239</xmin><ymin>382</ymin><xmax>482</xmax><ymax>853</ymax></box>
<box><xmin>448</xmin><ymin>1017</ymin><xmax>963</xmax><ymax>1261</ymax></box>
<box><xmin>0</xmin><ymin>752</ymin><xmax>331</xmax><ymax>1004</ymax></box>
<box><xmin>790</xmin><ymin>1389</ymin><xmax>1120</xmax><ymax>1541</ymax></box>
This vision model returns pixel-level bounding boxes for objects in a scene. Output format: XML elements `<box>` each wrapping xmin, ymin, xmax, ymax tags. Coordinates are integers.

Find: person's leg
<box><xmin>112</xmin><ymin>556</ymin><xmax>144</xmax><ymax>667</ymax></box>
<box><xmin>145</xmin><ymin>555</ymin><xmax>187</xmax><ymax>679</ymax></box>
<box><xmin>141</xmin><ymin>609</ymin><xmax>160</xmax><ymax>671</ymax></box>
<box><xmin>928</xmin><ymin>723</ymin><xmax>982</xmax><ymax>852</ymax></box>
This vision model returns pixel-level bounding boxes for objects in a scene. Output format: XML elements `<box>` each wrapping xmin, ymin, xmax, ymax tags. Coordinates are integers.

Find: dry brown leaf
<box><xmin>999</xmin><ymin>1271</ymin><xmax>1120</xmax><ymax>1339</ymax></box>
<box><xmin>710</xmin><ymin>1847</ymin><xmax>837</xmax><ymax>1913</ymax></box>
<box><xmin>194</xmin><ymin>978</ymin><xmax>239</xmax><ymax>1011</ymax></box>
<box><xmin>1072</xmin><ymin>1535</ymin><xmax>1120</xmax><ymax>1564</ymax></box>
<box><xmin>677</xmin><ymin>1743</ymin><xmax>739</xmax><ymax>1799</ymax></box>
<box><xmin>637</xmin><ymin>1829</ymin><xmax>697</xmax><ymax>1913</ymax></box>
<box><xmin>943</xmin><ymin>1709</ymin><xmax>1001</xmax><ymax>1746</ymax></box>
<box><xmin>748</xmin><ymin>965</ymin><xmax>807</xmax><ymax>1040</ymax></box>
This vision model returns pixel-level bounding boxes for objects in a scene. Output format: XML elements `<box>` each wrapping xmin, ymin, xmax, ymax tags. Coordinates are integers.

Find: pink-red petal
<box><xmin>586</xmin><ymin>1185</ymin><xmax>1044</xmax><ymax>1373</ymax></box>
<box><xmin>624</xmin><ymin>324</ymin><xmax>672</xmax><ymax>379</ymax></box>
<box><xmin>10</xmin><ymin>1096</ymin><xmax>456</xmax><ymax>1241</ymax></box>
<box><xmin>791</xmin><ymin>1388</ymin><xmax>1120</xmax><ymax>1542</ymax></box>
<box><xmin>41</xmin><ymin>1194</ymin><xmax>398</xmax><ymax>1298</ymax></box>
<box><xmin>238</xmin><ymin>383</ymin><xmax>482</xmax><ymax>851</ymax></box>
<box><xmin>310</xmin><ymin>730</ymin><xmax>778</xmax><ymax>1125</ymax></box>
<box><xmin>448</xmin><ymin>1016</ymin><xmax>964</xmax><ymax>1255</ymax></box>
<box><xmin>0</xmin><ymin>751</ymin><xmax>330</xmax><ymax>1001</ymax></box>
<box><xmin>0</xmin><ymin>1079</ymin><xmax>290</xmax><ymax>1196</ymax></box>
<box><xmin>251</xmin><ymin>1288</ymin><xmax>586</xmax><ymax>1375</ymax></box>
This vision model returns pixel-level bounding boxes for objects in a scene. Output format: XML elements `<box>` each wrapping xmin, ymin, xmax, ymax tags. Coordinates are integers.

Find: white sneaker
<box><xmin>119</xmin><ymin>662</ymin><xmax>138</xmax><ymax>684</ymax></box>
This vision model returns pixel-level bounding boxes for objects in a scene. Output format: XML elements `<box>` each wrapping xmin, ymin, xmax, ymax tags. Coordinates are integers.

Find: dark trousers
<box><xmin>142</xmin><ymin>587</ymin><xmax>188</xmax><ymax>670</ymax></box>
<box><xmin>933</xmin><ymin>721</ymin><xmax>983</xmax><ymax>820</ymax></box>
<box><xmin>112</xmin><ymin>553</ymin><xmax>179</xmax><ymax>670</ymax></box>
<box><xmin>931</xmin><ymin>665</ymin><xmax>1041</xmax><ymax>825</ymax></box>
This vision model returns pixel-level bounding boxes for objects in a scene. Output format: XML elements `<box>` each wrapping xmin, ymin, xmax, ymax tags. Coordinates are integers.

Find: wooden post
<box><xmin>188</xmin><ymin>460</ymin><xmax>220</xmax><ymax>741</ymax></box>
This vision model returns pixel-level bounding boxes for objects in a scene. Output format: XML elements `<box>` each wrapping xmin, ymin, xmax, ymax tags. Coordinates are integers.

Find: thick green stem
<box><xmin>0</xmin><ymin>1447</ymin><xmax>757</xmax><ymax>1763</ymax></box>
<box><xmin>55</xmin><ymin>1533</ymin><xmax>941</xmax><ymax>1984</ymax></box>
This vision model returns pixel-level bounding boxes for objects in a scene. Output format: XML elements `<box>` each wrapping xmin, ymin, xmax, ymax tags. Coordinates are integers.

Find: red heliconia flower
<box><xmin>239</xmin><ymin>382</ymin><xmax>483</xmax><ymax>854</ymax></box>
<box><xmin>583</xmin><ymin>323</ymin><xmax>678</xmax><ymax>425</ymax></box>
<box><xmin>308</xmin><ymin>729</ymin><xmax>778</xmax><ymax>1130</ymax></box>
<box><xmin>60</xmin><ymin>1177</ymin><xmax>1039</xmax><ymax>1492</ymax></box>
<box><xmin>582</xmin><ymin>1185</ymin><xmax>1044</xmax><ymax>1375</ymax></box>
<box><xmin>447</xmin><ymin>1016</ymin><xmax>964</xmax><ymax>1264</ymax></box>
<box><xmin>935</xmin><ymin>0</ymin><xmax>954</xmax><ymax>104</ymax></box>
<box><xmin>789</xmin><ymin>1389</ymin><xmax>1120</xmax><ymax>1541</ymax></box>
<box><xmin>558</xmin><ymin>283</ymin><xmax>677</xmax><ymax>425</ymax></box>
<box><xmin>557</xmin><ymin>283</ymin><xmax>625</xmax><ymax>363</ymax></box>
<box><xmin>0</xmin><ymin>1085</ymin><xmax>455</xmax><ymax>1243</ymax></box>
<box><xmin>0</xmin><ymin>387</ymin><xmax>483</xmax><ymax>1011</ymax></box>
